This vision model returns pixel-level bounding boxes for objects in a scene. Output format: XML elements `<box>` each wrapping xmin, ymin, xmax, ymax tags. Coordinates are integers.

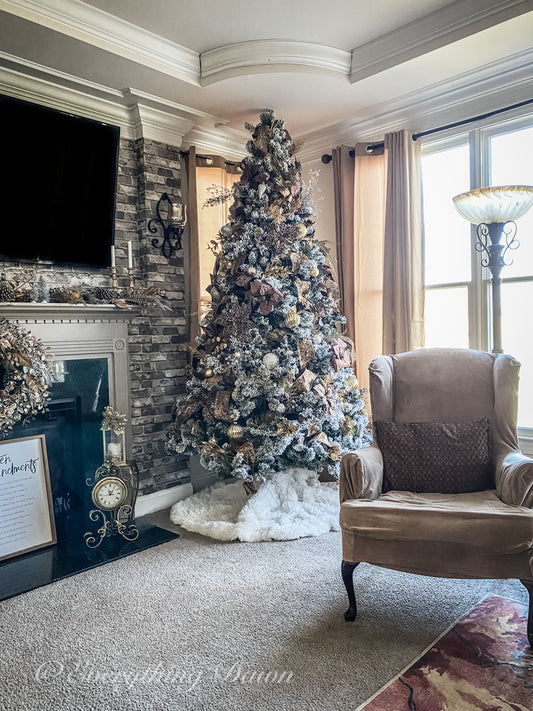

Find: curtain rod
<box><xmin>320</xmin><ymin>98</ymin><xmax>533</xmax><ymax>164</ymax></box>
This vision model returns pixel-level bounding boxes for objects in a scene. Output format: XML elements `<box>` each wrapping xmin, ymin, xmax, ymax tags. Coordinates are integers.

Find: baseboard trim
<box><xmin>135</xmin><ymin>482</ymin><xmax>193</xmax><ymax>517</ymax></box>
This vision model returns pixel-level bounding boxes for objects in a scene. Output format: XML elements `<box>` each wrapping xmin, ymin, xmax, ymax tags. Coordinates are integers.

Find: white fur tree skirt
<box><xmin>169</xmin><ymin>468</ymin><xmax>340</xmax><ymax>542</ymax></box>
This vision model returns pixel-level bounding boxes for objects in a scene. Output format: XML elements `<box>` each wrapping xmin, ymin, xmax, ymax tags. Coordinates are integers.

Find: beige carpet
<box><xmin>0</xmin><ymin>512</ymin><xmax>527</xmax><ymax>711</ymax></box>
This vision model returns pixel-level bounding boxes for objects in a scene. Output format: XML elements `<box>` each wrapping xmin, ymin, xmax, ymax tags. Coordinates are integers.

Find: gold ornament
<box><xmin>227</xmin><ymin>423</ymin><xmax>244</xmax><ymax>440</ymax></box>
<box><xmin>345</xmin><ymin>375</ymin><xmax>360</xmax><ymax>391</ymax></box>
<box><xmin>296</xmin><ymin>223</ymin><xmax>307</xmax><ymax>239</ymax></box>
<box><xmin>295</xmin><ymin>278</ymin><xmax>310</xmax><ymax>304</ymax></box>
<box><xmin>284</xmin><ymin>311</ymin><xmax>301</xmax><ymax>329</ymax></box>
<box><xmin>341</xmin><ymin>416</ymin><xmax>355</xmax><ymax>435</ymax></box>
<box><xmin>309</xmin><ymin>267</ymin><xmax>319</xmax><ymax>277</ymax></box>
<box><xmin>276</xmin><ymin>419</ymin><xmax>297</xmax><ymax>436</ymax></box>
<box><xmin>204</xmin><ymin>368</ymin><xmax>214</xmax><ymax>378</ymax></box>
<box><xmin>328</xmin><ymin>445</ymin><xmax>343</xmax><ymax>461</ymax></box>
<box><xmin>264</xmin><ymin>263</ymin><xmax>290</xmax><ymax>280</ymax></box>
<box><xmin>236</xmin><ymin>441</ymin><xmax>255</xmax><ymax>465</ymax></box>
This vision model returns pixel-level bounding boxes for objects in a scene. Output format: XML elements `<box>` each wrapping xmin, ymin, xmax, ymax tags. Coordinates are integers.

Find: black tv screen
<box><xmin>0</xmin><ymin>95</ymin><xmax>120</xmax><ymax>269</ymax></box>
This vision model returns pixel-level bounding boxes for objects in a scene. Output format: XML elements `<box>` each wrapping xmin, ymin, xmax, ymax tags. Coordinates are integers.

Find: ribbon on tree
<box><xmin>250</xmin><ymin>279</ymin><xmax>284</xmax><ymax>315</ymax></box>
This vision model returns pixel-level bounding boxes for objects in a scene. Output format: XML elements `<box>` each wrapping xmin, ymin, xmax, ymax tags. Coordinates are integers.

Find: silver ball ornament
<box><xmin>262</xmin><ymin>353</ymin><xmax>279</xmax><ymax>369</ymax></box>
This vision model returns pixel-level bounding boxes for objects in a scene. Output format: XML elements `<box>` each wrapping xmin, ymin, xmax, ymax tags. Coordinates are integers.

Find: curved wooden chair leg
<box><xmin>520</xmin><ymin>579</ymin><xmax>533</xmax><ymax>647</ymax></box>
<box><xmin>342</xmin><ymin>560</ymin><xmax>360</xmax><ymax>622</ymax></box>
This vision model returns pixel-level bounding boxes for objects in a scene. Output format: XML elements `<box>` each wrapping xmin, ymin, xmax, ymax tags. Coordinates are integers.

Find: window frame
<box><xmin>420</xmin><ymin>111</ymin><xmax>533</xmax><ymax>450</ymax></box>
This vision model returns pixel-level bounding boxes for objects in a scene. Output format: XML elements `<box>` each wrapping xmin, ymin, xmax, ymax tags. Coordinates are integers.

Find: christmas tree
<box><xmin>167</xmin><ymin>111</ymin><xmax>370</xmax><ymax>485</ymax></box>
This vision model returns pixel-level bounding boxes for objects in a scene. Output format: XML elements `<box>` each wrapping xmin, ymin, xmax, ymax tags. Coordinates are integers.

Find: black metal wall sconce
<box><xmin>148</xmin><ymin>193</ymin><xmax>187</xmax><ymax>259</ymax></box>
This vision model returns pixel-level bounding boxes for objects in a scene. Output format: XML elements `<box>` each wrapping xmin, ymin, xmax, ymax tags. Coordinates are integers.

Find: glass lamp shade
<box><xmin>103</xmin><ymin>428</ymin><xmax>126</xmax><ymax>464</ymax></box>
<box><xmin>452</xmin><ymin>185</ymin><xmax>533</xmax><ymax>225</ymax></box>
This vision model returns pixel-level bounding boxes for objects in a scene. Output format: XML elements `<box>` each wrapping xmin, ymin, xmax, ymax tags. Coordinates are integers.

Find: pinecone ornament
<box><xmin>0</xmin><ymin>272</ymin><xmax>15</xmax><ymax>302</ymax></box>
<box><xmin>94</xmin><ymin>286</ymin><xmax>121</xmax><ymax>302</ymax></box>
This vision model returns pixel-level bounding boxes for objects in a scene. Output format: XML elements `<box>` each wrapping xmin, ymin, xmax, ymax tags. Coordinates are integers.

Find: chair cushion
<box><xmin>340</xmin><ymin>490</ymin><xmax>533</xmax><ymax>579</ymax></box>
<box><xmin>374</xmin><ymin>418</ymin><xmax>493</xmax><ymax>493</ymax></box>
<box><xmin>340</xmin><ymin>490</ymin><xmax>531</xmax><ymax>545</ymax></box>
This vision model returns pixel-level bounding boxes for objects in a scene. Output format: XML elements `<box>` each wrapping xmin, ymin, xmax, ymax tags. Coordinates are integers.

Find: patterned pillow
<box><xmin>374</xmin><ymin>419</ymin><xmax>493</xmax><ymax>494</ymax></box>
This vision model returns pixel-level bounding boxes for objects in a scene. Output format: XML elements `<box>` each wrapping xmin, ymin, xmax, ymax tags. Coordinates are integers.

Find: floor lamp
<box><xmin>452</xmin><ymin>185</ymin><xmax>533</xmax><ymax>354</ymax></box>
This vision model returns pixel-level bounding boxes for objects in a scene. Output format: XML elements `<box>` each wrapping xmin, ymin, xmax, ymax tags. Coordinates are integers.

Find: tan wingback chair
<box><xmin>340</xmin><ymin>348</ymin><xmax>533</xmax><ymax>645</ymax></box>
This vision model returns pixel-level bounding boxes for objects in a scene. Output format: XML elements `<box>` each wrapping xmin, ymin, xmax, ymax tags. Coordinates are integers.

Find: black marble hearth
<box><xmin>0</xmin><ymin>516</ymin><xmax>178</xmax><ymax>601</ymax></box>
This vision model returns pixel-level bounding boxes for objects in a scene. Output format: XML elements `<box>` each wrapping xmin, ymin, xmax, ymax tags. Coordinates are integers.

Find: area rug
<box><xmin>169</xmin><ymin>467</ymin><xmax>339</xmax><ymax>541</ymax></box>
<box><xmin>356</xmin><ymin>596</ymin><xmax>533</xmax><ymax>710</ymax></box>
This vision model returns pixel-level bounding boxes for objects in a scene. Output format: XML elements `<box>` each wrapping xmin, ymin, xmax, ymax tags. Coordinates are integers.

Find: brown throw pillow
<box><xmin>374</xmin><ymin>419</ymin><xmax>493</xmax><ymax>494</ymax></box>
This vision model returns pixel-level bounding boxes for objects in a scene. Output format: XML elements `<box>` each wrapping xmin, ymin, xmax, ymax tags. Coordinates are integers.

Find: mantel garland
<box><xmin>0</xmin><ymin>319</ymin><xmax>53</xmax><ymax>437</ymax></box>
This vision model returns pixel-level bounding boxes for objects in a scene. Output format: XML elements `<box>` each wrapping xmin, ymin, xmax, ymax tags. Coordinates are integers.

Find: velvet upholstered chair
<box><xmin>340</xmin><ymin>348</ymin><xmax>533</xmax><ymax>645</ymax></box>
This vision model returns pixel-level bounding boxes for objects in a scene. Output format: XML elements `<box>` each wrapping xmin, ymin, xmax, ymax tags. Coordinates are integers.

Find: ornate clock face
<box><xmin>92</xmin><ymin>477</ymin><xmax>127</xmax><ymax>511</ymax></box>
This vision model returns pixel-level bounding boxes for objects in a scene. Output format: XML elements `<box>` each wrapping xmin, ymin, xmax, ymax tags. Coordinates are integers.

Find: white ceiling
<box><xmin>0</xmin><ymin>0</ymin><xmax>532</xmax><ymax>147</ymax></box>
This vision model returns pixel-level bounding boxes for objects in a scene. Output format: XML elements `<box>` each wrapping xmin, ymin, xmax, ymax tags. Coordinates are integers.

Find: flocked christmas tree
<box><xmin>167</xmin><ymin>111</ymin><xmax>370</xmax><ymax>486</ymax></box>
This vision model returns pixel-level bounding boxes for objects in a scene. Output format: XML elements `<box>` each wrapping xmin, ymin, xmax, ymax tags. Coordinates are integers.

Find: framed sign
<box><xmin>0</xmin><ymin>435</ymin><xmax>57</xmax><ymax>562</ymax></box>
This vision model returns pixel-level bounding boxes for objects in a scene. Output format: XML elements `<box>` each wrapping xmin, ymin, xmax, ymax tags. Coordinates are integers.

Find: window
<box><xmin>196</xmin><ymin>166</ymin><xmax>240</xmax><ymax>319</ymax></box>
<box><xmin>422</xmin><ymin>118</ymin><xmax>533</xmax><ymax>434</ymax></box>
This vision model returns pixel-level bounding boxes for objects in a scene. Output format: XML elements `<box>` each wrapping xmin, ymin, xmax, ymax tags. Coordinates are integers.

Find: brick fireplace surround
<box><xmin>0</xmin><ymin>136</ymin><xmax>195</xmax><ymax>513</ymax></box>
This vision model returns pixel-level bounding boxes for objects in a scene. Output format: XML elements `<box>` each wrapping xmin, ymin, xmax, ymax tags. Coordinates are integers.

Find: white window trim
<box><xmin>421</xmin><ymin>111</ymin><xmax>533</xmax><ymax>449</ymax></box>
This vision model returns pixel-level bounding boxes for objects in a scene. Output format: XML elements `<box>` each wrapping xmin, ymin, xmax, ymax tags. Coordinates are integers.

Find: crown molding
<box><xmin>130</xmin><ymin>104</ymin><xmax>195</xmax><ymax>146</ymax></box>
<box><xmin>0</xmin><ymin>0</ymin><xmax>200</xmax><ymax>85</ymax></box>
<box><xmin>2</xmin><ymin>0</ymin><xmax>530</xmax><ymax>91</ymax></box>
<box><xmin>200</xmin><ymin>40</ymin><xmax>351</xmax><ymax>85</ymax></box>
<box><xmin>123</xmin><ymin>88</ymin><xmax>227</xmax><ymax>129</ymax></box>
<box><xmin>297</xmin><ymin>48</ymin><xmax>533</xmax><ymax>162</ymax></box>
<box><xmin>181</xmin><ymin>126</ymin><xmax>248</xmax><ymax>163</ymax></box>
<box><xmin>0</xmin><ymin>59</ymin><xmax>133</xmax><ymax>134</ymax></box>
<box><xmin>349</xmin><ymin>0</ymin><xmax>532</xmax><ymax>82</ymax></box>
<box><xmin>0</xmin><ymin>52</ymin><xmax>247</xmax><ymax>156</ymax></box>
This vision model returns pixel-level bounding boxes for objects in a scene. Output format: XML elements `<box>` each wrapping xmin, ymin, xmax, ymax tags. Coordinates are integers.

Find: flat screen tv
<box><xmin>0</xmin><ymin>95</ymin><xmax>120</xmax><ymax>269</ymax></box>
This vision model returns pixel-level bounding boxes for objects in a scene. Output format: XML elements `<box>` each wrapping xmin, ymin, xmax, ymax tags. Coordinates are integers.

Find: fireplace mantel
<box><xmin>1</xmin><ymin>302</ymin><xmax>139</xmax><ymax>323</ymax></box>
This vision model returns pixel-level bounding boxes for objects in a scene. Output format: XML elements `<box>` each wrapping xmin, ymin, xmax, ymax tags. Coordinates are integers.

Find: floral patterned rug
<box><xmin>357</xmin><ymin>596</ymin><xmax>533</xmax><ymax>711</ymax></box>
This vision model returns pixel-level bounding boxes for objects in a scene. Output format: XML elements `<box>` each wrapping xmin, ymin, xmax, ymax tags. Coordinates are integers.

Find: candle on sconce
<box><xmin>168</xmin><ymin>200</ymin><xmax>183</xmax><ymax>225</ymax></box>
<box><xmin>127</xmin><ymin>241</ymin><xmax>133</xmax><ymax>269</ymax></box>
<box><xmin>110</xmin><ymin>245</ymin><xmax>116</xmax><ymax>268</ymax></box>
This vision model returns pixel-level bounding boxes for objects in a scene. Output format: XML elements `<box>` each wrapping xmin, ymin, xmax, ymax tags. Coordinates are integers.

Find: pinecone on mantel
<box><xmin>93</xmin><ymin>286</ymin><xmax>121</xmax><ymax>302</ymax></box>
<box><xmin>0</xmin><ymin>272</ymin><xmax>15</xmax><ymax>302</ymax></box>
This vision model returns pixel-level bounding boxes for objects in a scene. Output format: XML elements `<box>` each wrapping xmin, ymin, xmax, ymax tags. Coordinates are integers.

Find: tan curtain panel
<box><xmin>332</xmin><ymin>146</ymin><xmax>355</xmax><ymax>341</ymax></box>
<box><xmin>352</xmin><ymin>144</ymin><xmax>387</xmax><ymax>390</ymax></box>
<box><xmin>196</xmin><ymin>165</ymin><xmax>240</xmax><ymax>320</ymax></box>
<box><xmin>333</xmin><ymin>131</ymin><xmax>424</xmax><ymax>389</ymax></box>
<box><xmin>382</xmin><ymin>130</ymin><xmax>425</xmax><ymax>354</ymax></box>
<box><xmin>185</xmin><ymin>148</ymin><xmax>241</xmax><ymax>352</ymax></box>
<box><xmin>186</xmin><ymin>146</ymin><xmax>201</xmax><ymax>350</ymax></box>
<box><xmin>334</xmin><ymin>144</ymin><xmax>387</xmax><ymax>391</ymax></box>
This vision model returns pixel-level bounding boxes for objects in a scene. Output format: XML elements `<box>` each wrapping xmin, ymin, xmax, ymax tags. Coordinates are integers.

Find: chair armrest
<box><xmin>496</xmin><ymin>450</ymin><xmax>533</xmax><ymax>508</ymax></box>
<box><xmin>340</xmin><ymin>445</ymin><xmax>383</xmax><ymax>504</ymax></box>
